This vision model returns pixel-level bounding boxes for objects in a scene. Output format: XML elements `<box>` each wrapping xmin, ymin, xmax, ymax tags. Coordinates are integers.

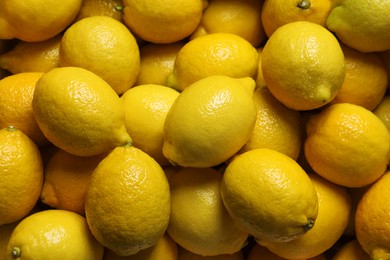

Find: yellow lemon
<box><xmin>255</xmin><ymin>48</ymin><xmax>266</xmax><ymax>89</ymax></box>
<box><xmin>122</xmin><ymin>0</ymin><xmax>204</xmax><ymax>44</ymax></box>
<box><xmin>103</xmin><ymin>233</ymin><xmax>178</xmax><ymax>260</ymax></box>
<box><xmin>304</xmin><ymin>103</ymin><xmax>390</xmax><ymax>187</ymax></box>
<box><xmin>85</xmin><ymin>144</ymin><xmax>170</xmax><ymax>256</ymax></box>
<box><xmin>0</xmin><ymin>34</ymin><xmax>61</xmax><ymax>74</ymax></box>
<box><xmin>374</xmin><ymin>95</ymin><xmax>390</xmax><ymax>132</ymax></box>
<box><xmin>167</xmin><ymin>33</ymin><xmax>258</xmax><ymax>91</ymax></box>
<box><xmin>333</xmin><ymin>239</ymin><xmax>370</xmax><ymax>260</ymax></box>
<box><xmin>326</xmin><ymin>0</ymin><xmax>390</xmax><ymax>53</ymax></box>
<box><xmin>60</xmin><ymin>16</ymin><xmax>140</xmax><ymax>95</ymax></box>
<box><xmin>75</xmin><ymin>0</ymin><xmax>124</xmax><ymax>22</ymax></box>
<box><xmin>343</xmin><ymin>186</ymin><xmax>370</xmax><ymax>237</ymax></box>
<box><xmin>6</xmin><ymin>209</ymin><xmax>104</xmax><ymax>260</ymax></box>
<box><xmin>379</xmin><ymin>50</ymin><xmax>390</xmax><ymax>84</ymax></box>
<box><xmin>136</xmin><ymin>42</ymin><xmax>185</xmax><ymax>86</ymax></box>
<box><xmin>121</xmin><ymin>84</ymin><xmax>180</xmax><ymax>166</ymax></box>
<box><xmin>190</xmin><ymin>0</ymin><xmax>266</xmax><ymax>47</ymax></box>
<box><xmin>246</xmin><ymin>244</ymin><xmax>329</xmax><ymax>260</ymax></box>
<box><xmin>0</xmin><ymin>72</ymin><xmax>48</xmax><ymax>146</ymax></box>
<box><xmin>0</xmin><ymin>127</ymin><xmax>43</xmax><ymax>225</ymax></box>
<box><xmin>40</xmin><ymin>149</ymin><xmax>106</xmax><ymax>215</ymax></box>
<box><xmin>261</xmin><ymin>0</ymin><xmax>332</xmax><ymax>37</ymax></box>
<box><xmin>163</xmin><ymin>75</ymin><xmax>256</xmax><ymax>168</ymax></box>
<box><xmin>239</xmin><ymin>86</ymin><xmax>303</xmax><ymax>160</ymax></box>
<box><xmin>167</xmin><ymin>167</ymin><xmax>249</xmax><ymax>256</ymax></box>
<box><xmin>259</xmin><ymin>174</ymin><xmax>351</xmax><ymax>259</ymax></box>
<box><xmin>355</xmin><ymin>172</ymin><xmax>390</xmax><ymax>259</ymax></box>
<box><xmin>0</xmin><ymin>0</ymin><xmax>82</xmax><ymax>42</ymax></box>
<box><xmin>32</xmin><ymin>66</ymin><xmax>131</xmax><ymax>157</ymax></box>
<box><xmin>178</xmin><ymin>246</ymin><xmax>245</xmax><ymax>260</ymax></box>
<box><xmin>330</xmin><ymin>44</ymin><xmax>388</xmax><ymax>111</ymax></box>
<box><xmin>221</xmin><ymin>148</ymin><xmax>318</xmax><ymax>243</ymax></box>
<box><xmin>261</xmin><ymin>21</ymin><xmax>345</xmax><ymax>110</ymax></box>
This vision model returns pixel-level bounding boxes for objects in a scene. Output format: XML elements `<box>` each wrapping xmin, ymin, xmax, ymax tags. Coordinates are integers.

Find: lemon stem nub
<box><xmin>11</xmin><ymin>247</ymin><xmax>21</xmax><ymax>258</ymax></box>
<box><xmin>297</xmin><ymin>0</ymin><xmax>311</xmax><ymax>9</ymax></box>
<box><xmin>114</xmin><ymin>5</ymin><xmax>124</xmax><ymax>12</ymax></box>
<box><xmin>303</xmin><ymin>219</ymin><xmax>315</xmax><ymax>232</ymax></box>
<box><xmin>6</xmin><ymin>126</ymin><xmax>17</xmax><ymax>131</ymax></box>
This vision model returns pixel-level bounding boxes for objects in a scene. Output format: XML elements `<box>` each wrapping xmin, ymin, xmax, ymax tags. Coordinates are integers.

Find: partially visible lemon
<box><xmin>261</xmin><ymin>21</ymin><xmax>345</xmax><ymax>110</ymax></box>
<box><xmin>167</xmin><ymin>167</ymin><xmax>249</xmax><ymax>256</ymax></box>
<box><xmin>32</xmin><ymin>67</ymin><xmax>131</xmax><ymax>157</ymax></box>
<box><xmin>0</xmin><ymin>34</ymin><xmax>61</xmax><ymax>74</ymax></box>
<box><xmin>121</xmin><ymin>84</ymin><xmax>180</xmax><ymax>166</ymax></box>
<box><xmin>0</xmin><ymin>221</ymin><xmax>18</xmax><ymax>257</ymax></box>
<box><xmin>6</xmin><ymin>209</ymin><xmax>104</xmax><ymax>260</ymax></box>
<box><xmin>0</xmin><ymin>127</ymin><xmax>43</xmax><ymax>225</ymax></box>
<box><xmin>255</xmin><ymin>48</ymin><xmax>266</xmax><ymax>89</ymax></box>
<box><xmin>75</xmin><ymin>0</ymin><xmax>124</xmax><ymax>22</ymax></box>
<box><xmin>167</xmin><ymin>33</ymin><xmax>258</xmax><ymax>91</ymax></box>
<box><xmin>85</xmin><ymin>144</ymin><xmax>170</xmax><ymax>256</ymax></box>
<box><xmin>326</xmin><ymin>0</ymin><xmax>390</xmax><ymax>53</ymax></box>
<box><xmin>163</xmin><ymin>75</ymin><xmax>257</xmax><ymax>168</ymax></box>
<box><xmin>333</xmin><ymin>239</ymin><xmax>370</xmax><ymax>260</ymax></box>
<box><xmin>60</xmin><ymin>16</ymin><xmax>140</xmax><ymax>95</ymax></box>
<box><xmin>374</xmin><ymin>95</ymin><xmax>390</xmax><ymax>132</ymax></box>
<box><xmin>178</xmin><ymin>246</ymin><xmax>245</xmax><ymax>260</ymax></box>
<box><xmin>122</xmin><ymin>0</ymin><xmax>204</xmax><ymax>43</ymax></box>
<box><xmin>0</xmin><ymin>0</ymin><xmax>82</xmax><ymax>42</ymax></box>
<box><xmin>221</xmin><ymin>148</ymin><xmax>318</xmax><ymax>243</ymax></box>
<box><xmin>304</xmin><ymin>103</ymin><xmax>390</xmax><ymax>187</ymax></box>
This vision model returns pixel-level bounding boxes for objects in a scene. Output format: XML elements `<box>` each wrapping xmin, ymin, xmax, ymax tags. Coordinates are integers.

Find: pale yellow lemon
<box><xmin>0</xmin><ymin>127</ymin><xmax>43</xmax><ymax>225</ymax></box>
<box><xmin>221</xmin><ymin>148</ymin><xmax>318</xmax><ymax>243</ymax></box>
<box><xmin>304</xmin><ymin>103</ymin><xmax>390</xmax><ymax>187</ymax></box>
<box><xmin>122</xmin><ymin>0</ymin><xmax>203</xmax><ymax>44</ymax></box>
<box><xmin>191</xmin><ymin>0</ymin><xmax>266</xmax><ymax>47</ymax></box>
<box><xmin>32</xmin><ymin>67</ymin><xmax>131</xmax><ymax>157</ymax></box>
<box><xmin>6</xmin><ymin>209</ymin><xmax>104</xmax><ymax>260</ymax></box>
<box><xmin>75</xmin><ymin>0</ymin><xmax>124</xmax><ymax>22</ymax></box>
<box><xmin>0</xmin><ymin>0</ymin><xmax>82</xmax><ymax>42</ymax></box>
<box><xmin>85</xmin><ymin>144</ymin><xmax>170</xmax><ymax>256</ymax></box>
<box><xmin>60</xmin><ymin>16</ymin><xmax>140</xmax><ymax>94</ymax></box>
<box><xmin>163</xmin><ymin>75</ymin><xmax>256</xmax><ymax>168</ymax></box>
<box><xmin>121</xmin><ymin>84</ymin><xmax>180</xmax><ymax>166</ymax></box>
<box><xmin>255</xmin><ymin>48</ymin><xmax>266</xmax><ymax>89</ymax></box>
<box><xmin>167</xmin><ymin>167</ymin><xmax>248</xmax><ymax>256</ymax></box>
<box><xmin>261</xmin><ymin>21</ymin><xmax>345</xmax><ymax>110</ymax></box>
<box><xmin>333</xmin><ymin>239</ymin><xmax>370</xmax><ymax>260</ymax></box>
<box><xmin>167</xmin><ymin>33</ymin><xmax>258</xmax><ymax>91</ymax></box>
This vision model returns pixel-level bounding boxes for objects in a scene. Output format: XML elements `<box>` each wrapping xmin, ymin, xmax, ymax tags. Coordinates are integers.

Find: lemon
<box><xmin>163</xmin><ymin>75</ymin><xmax>257</xmax><ymax>168</ymax></box>
<box><xmin>0</xmin><ymin>34</ymin><xmax>61</xmax><ymax>74</ymax></box>
<box><xmin>326</xmin><ymin>0</ymin><xmax>390</xmax><ymax>53</ymax></box>
<box><xmin>221</xmin><ymin>148</ymin><xmax>318</xmax><ymax>243</ymax></box>
<box><xmin>32</xmin><ymin>66</ymin><xmax>131</xmax><ymax>157</ymax></box>
<box><xmin>259</xmin><ymin>173</ymin><xmax>351</xmax><ymax>259</ymax></box>
<box><xmin>59</xmin><ymin>16</ymin><xmax>140</xmax><ymax>95</ymax></box>
<box><xmin>0</xmin><ymin>127</ymin><xmax>43</xmax><ymax>225</ymax></box>
<box><xmin>261</xmin><ymin>0</ymin><xmax>332</xmax><ymax>37</ymax></box>
<box><xmin>190</xmin><ymin>0</ymin><xmax>266</xmax><ymax>47</ymax></box>
<box><xmin>85</xmin><ymin>144</ymin><xmax>170</xmax><ymax>256</ymax></box>
<box><xmin>121</xmin><ymin>84</ymin><xmax>180</xmax><ymax>166</ymax></box>
<box><xmin>0</xmin><ymin>0</ymin><xmax>82</xmax><ymax>42</ymax></box>
<box><xmin>333</xmin><ymin>239</ymin><xmax>370</xmax><ymax>260</ymax></box>
<box><xmin>122</xmin><ymin>0</ymin><xmax>204</xmax><ymax>43</ymax></box>
<box><xmin>374</xmin><ymin>96</ymin><xmax>390</xmax><ymax>132</ymax></box>
<box><xmin>239</xmin><ymin>86</ymin><xmax>303</xmax><ymax>160</ymax></box>
<box><xmin>136</xmin><ymin>42</ymin><xmax>185</xmax><ymax>86</ymax></box>
<box><xmin>178</xmin><ymin>246</ymin><xmax>245</xmax><ymax>260</ymax></box>
<box><xmin>167</xmin><ymin>33</ymin><xmax>259</xmax><ymax>91</ymax></box>
<box><xmin>304</xmin><ymin>103</ymin><xmax>390</xmax><ymax>187</ymax></box>
<box><xmin>167</xmin><ymin>167</ymin><xmax>248</xmax><ymax>256</ymax></box>
<box><xmin>255</xmin><ymin>48</ymin><xmax>266</xmax><ymax>89</ymax></box>
<box><xmin>6</xmin><ymin>209</ymin><xmax>104</xmax><ymax>260</ymax></box>
<box><xmin>261</xmin><ymin>21</ymin><xmax>345</xmax><ymax>110</ymax></box>
<box><xmin>75</xmin><ymin>0</ymin><xmax>124</xmax><ymax>22</ymax></box>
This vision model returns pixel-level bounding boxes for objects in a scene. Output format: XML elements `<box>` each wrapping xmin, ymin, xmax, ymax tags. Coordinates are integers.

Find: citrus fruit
<box><xmin>32</xmin><ymin>66</ymin><xmax>131</xmax><ymax>157</ymax></box>
<box><xmin>326</xmin><ymin>0</ymin><xmax>390</xmax><ymax>52</ymax></box>
<box><xmin>85</xmin><ymin>144</ymin><xmax>170</xmax><ymax>256</ymax></box>
<box><xmin>121</xmin><ymin>84</ymin><xmax>179</xmax><ymax>166</ymax></box>
<box><xmin>163</xmin><ymin>75</ymin><xmax>256</xmax><ymax>168</ymax></box>
<box><xmin>374</xmin><ymin>95</ymin><xmax>390</xmax><ymax>132</ymax></box>
<box><xmin>239</xmin><ymin>86</ymin><xmax>303</xmax><ymax>160</ymax></box>
<box><xmin>166</xmin><ymin>33</ymin><xmax>258</xmax><ymax>91</ymax></box>
<box><xmin>122</xmin><ymin>0</ymin><xmax>204</xmax><ymax>44</ymax></box>
<box><xmin>0</xmin><ymin>72</ymin><xmax>48</xmax><ymax>146</ymax></box>
<box><xmin>6</xmin><ymin>209</ymin><xmax>104</xmax><ymax>260</ymax></box>
<box><xmin>355</xmin><ymin>172</ymin><xmax>390</xmax><ymax>259</ymax></box>
<box><xmin>221</xmin><ymin>148</ymin><xmax>318</xmax><ymax>243</ymax></box>
<box><xmin>333</xmin><ymin>239</ymin><xmax>370</xmax><ymax>260</ymax></box>
<box><xmin>59</xmin><ymin>16</ymin><xmax>140</xmax><ymax>95</ymax></box>
<box><xmin>261</xmin><ymin>21</ymin><xmax>345</xmax><ymax>110</ymax></box>
<box><xmin>304</xmin><ymin>103</ymin><xmax>390</xmax><ymax>187</ymax></box>
<box><xmin>255</xmin><ymin>48</ymin><xmax>266</xmax><ymax>88</ymax></box>
<box><xmin>259</xmin><ymin>173</ymin><xmax>351</xmax><ymax>259</ymax></box>
<box><xmin>0</xmin><ymin>0</ymin><xmax>82</xmax><ymax>42</ymax></box>
<box><xmin>0</xmin><ymin>126</ymin><xmax>43</xmax><ymax>225</ymax></box>
<box><xmin>75</xmin><ymin>0</ymin><xmax>124</xmax><ymax>22</ymax></box>
<box><xmin>178</xmin><ymin>246</ymin><xmax>245</xmax><ymax>260</ymax></box>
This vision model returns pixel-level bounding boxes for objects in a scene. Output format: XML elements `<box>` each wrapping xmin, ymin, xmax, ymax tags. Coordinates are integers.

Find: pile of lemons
<box><xmin>1</xmin><ymin>0</ymin><xmax>390</xmax><ymax>259</ymax></box>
